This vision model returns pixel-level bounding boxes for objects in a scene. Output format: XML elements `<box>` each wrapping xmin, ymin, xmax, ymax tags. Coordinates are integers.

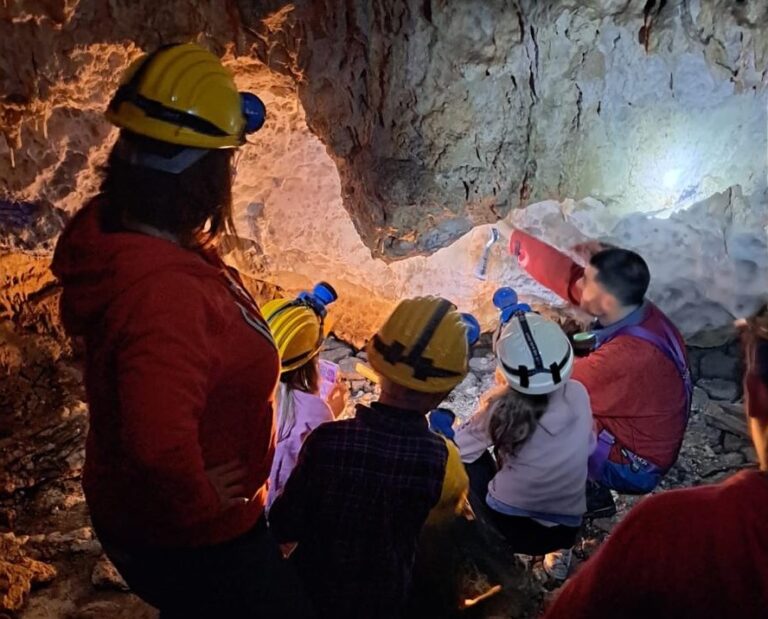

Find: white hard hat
<box><xmin>496</xmin><ymin>312</ymin><xmax>574</xmax><ymax>395</ymax></box>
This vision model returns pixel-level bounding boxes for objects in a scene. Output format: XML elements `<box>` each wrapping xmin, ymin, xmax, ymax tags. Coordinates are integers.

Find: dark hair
<box><xmin>281</xmin><ymin>355</ymin><xmax>320</xmax><ymax>394</ymax></box>
<box><xmin>590</xmin><ymin>248</ymin><xmax>650</xmax><ymax>307</ymax></box>
<box><xmin>99</xmin><ymin>131</ymin><xmax>234</xmax><ymax>249</ymax></box>
<box><xmin>484</xmin><ymin>384</ymin><xmax>549</xmax><ymax>466</ymax></box>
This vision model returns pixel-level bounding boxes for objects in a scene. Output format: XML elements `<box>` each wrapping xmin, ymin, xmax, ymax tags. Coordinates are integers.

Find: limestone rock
<box><xmin>469</xmin><ymin>356</ymin><xmax>496</xmax><ymax>374</ymax></box>
<box><xmin>0</xmin><ymin>533</ymin><xmax>57</xmax><ymax>612</ymax></box>
<box><xmin>91</xmin><ymin>555</ymin><xmax>129</xmax><ymax>592</ymax></box>
<box><xmin>742</xmin><ymin>446</ymin><xmax>759</xmax><ymax>463</ymax></box>
<box><xmin>722</xmin><ymin>433</ymin><xmax>747</xmax><ymax>454</ymax></box>
<box><xmin>699</xmin><ymin>350</ymin><xmax>741</xmax><ymax>381</ymax></box>
<box><xmin>696</xmin><ymin>378</ymin><xmax>739</xmax><ymax>402</ymax></box>
<box><xmin>0</xmin><ymin>1</ymin><xmax>766</xmax><ymax>344</ymax></box>
<box><xmin>702</xmin><ymin>401</ymin><xmax>749</xmax><ymax>440</ymax></box>
<box><xmin>337</xmin><ymin>357</ymin><xmax>364</xmax><ymax>381</ymax></box>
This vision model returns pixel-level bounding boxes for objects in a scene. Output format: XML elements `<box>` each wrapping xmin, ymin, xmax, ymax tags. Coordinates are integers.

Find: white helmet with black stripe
<box><xmin>496</xmin><ymin>312</ymin><xmax>574</xmax><ymax>395</ymax></box>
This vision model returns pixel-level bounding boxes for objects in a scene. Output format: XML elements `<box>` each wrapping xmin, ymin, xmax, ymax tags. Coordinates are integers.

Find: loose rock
<box><xmin>91</xmin><ymin>555</ymin><xmax>130</xmax><ymax>592</ymax></box>
<box><xmin>696</xmin><ymin>378</ymin><xmax>739</xmax><ymax>402</ymax></box>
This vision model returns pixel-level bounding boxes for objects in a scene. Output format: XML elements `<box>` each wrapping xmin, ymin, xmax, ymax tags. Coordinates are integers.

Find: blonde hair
<box><xmin>275</xmin><ymin>355</ymin><xmax>320</xmax><ymax>442</ymax></box>
<box><xmin>483</xmin><ymin>383</ymin><xmax>549</xmax><ymax>465</ymax></box>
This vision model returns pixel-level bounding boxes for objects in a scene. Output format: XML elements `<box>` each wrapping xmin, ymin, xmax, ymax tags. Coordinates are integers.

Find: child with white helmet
<box><xmin>454</xmin><ymin>290</ymin><xmax>594</xmax><ymax>580</ymax></box>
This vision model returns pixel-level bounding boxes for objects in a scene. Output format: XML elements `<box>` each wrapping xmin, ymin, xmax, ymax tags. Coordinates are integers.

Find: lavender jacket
<box><xmin>267</xmin><ymin>388</ymin><xmax>334</xmax><ymax>508</ymax></box>
<box><xmin>455</xmin><ymin>380</ymin><xmax>594</xmax><ymax>524</ymax></box>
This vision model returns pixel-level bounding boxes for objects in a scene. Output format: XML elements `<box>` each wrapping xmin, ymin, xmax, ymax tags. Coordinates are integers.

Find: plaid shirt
<box><xmin>269</xmin><ymin>403</ymin><xmax>449</xmax><ymax>618</ymax></box>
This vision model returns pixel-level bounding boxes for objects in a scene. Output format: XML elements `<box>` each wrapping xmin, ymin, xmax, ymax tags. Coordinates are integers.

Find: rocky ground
<box><xmin>0</xmin><ymin>326</ymin><xmax>755</xmax><ymax>618</ymax></box>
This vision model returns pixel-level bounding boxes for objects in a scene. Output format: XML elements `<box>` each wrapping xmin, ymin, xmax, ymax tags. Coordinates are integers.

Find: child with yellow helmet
<box><xmin>262</xmin><ymin>282</ymin><xmax>347</xmax><ymax>508</ymax></box>
<box><xmin>269</xmin><ymin>296</ymin><xmax>479</xmax><ymax>619</ymax></box>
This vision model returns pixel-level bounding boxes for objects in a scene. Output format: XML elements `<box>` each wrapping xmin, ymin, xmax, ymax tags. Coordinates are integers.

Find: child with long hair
<box><xmin>455</xmin><ymin>312</ymin><xmax>593</xmax><ymax>580</ymax></box>
<box><xmin>263</xmin><ymin>284</ymin><xmax>347</xmax><ymax>508</ymax></box>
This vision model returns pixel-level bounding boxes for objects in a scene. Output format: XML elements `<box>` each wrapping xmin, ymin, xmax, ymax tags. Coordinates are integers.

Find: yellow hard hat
<box><xmin>106</xmin><ymin>43</ymin><xmax>262</xmax><ymax>149</ymax></box>
<box><xmin>263</xmin><ymin>283</ymin><xmax>337</xmax><ymax>373</ymax></box>
<box><xmin>367</xmin><ymin>297</ymin><xmax>470</xmax><ymax>394</ymax></box>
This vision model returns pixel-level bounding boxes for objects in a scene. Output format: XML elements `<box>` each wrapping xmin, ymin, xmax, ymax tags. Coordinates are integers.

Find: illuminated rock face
<box><xmin>1</xmin><ymin>0</ymin><xmax>767</xmax><ymax>344</ymax></box>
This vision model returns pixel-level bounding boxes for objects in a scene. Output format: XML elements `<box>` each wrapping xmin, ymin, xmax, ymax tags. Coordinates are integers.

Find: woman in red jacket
<box><xmin>52</xmin><ymin>44</ymin><xmax>312</xmax><ymax>618</ymax></box>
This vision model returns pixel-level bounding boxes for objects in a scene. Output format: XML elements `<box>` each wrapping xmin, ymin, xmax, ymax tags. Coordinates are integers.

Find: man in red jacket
<box><xmin>510</xmin><ymin>231</ymin><xmax>691</xmax><ymax>515</ymax></box>
<box><xmin>543</xmin><ymin>333</ymin><xmax>768</xmax><ymax>619</ymax></box>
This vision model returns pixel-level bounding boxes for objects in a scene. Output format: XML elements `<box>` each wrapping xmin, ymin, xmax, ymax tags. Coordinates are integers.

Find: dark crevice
<box><xmin>515</xmin><ymin>7</ymin><xmax>525</xmax><ymax>43</ymax></box>
<box><xmin>573</xmin><ymin>84</ymin><xmax>583</xmax><ymax>130</ymax></box>
<box><xmin>530</xmin><ymin>25</ymin><xmax>539</xmax><ymax>71</ymax></box>
<box><xmin>421</xmin><ymin>0</ymin><xmax>432</xmax><ymax>23</ymax></box>
<box><xmin>640</xmin><ymin>0</ymin><xmax>667</xmax><ymax>52</ymax></box>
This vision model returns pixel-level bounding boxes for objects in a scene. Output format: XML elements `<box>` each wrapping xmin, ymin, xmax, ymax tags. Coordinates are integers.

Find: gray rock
<box><xmin>742</xmin><ymin>446</ymin><xmax>759</xmax><ymax>463</ymax></box>
<box><xmin>722</xmin><ymin>451</ymin><xmax>746</xmax><ymax>467</ymax></box>
<box><xmin>697</xmin><ymin>378</ymin><xmax>739</xmax><ymax>402</ymax></box>
<box><xmin>722</xmin><ymin>432</ymin><xmax>746</xmax><ymax>453</ymax></box>
<box><xmin>320</xmin><ymin>346</ymin><xmax>354</xmax><ymax>364</ymax></box>
<box><xmin>338</xmin><ymin>357</ymin><xmax>364</xmax><ymax>380</ymax></box>
<box><xmin>699</xmin><ymin>351</ymin><xmax>741</xmax><ymax>381</ymax></box>
<box><xmin>469</xmin><ymin>356</ymin><xmax>495</xmax><ymax>374</ymax></box>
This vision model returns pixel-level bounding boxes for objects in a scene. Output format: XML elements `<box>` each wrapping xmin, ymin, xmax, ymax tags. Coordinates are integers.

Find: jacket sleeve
<box><xmin>114</xmin><ymin>274</ymin><xmax>222</xmax><ymax>528</ymax></box>
<box><xmin>454</xmin><ymin>404</ymin><xmax>494</xmax><ymax>463</ymax></box>
<box><xmin>510</xmin><ymin>230</ymin><xmax>584</xmax><ymax>305</ymax></box>
<box><xmin>268</xmin><ymin>430</ymin><xmax>319</xmax><ymax>542</ymax></box>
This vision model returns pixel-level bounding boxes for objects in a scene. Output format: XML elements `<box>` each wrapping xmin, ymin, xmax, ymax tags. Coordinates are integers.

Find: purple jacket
<box><xmin>267</xmin><ymin>387</ymin><xmax>334</xmax><ymax>508</ymax></box>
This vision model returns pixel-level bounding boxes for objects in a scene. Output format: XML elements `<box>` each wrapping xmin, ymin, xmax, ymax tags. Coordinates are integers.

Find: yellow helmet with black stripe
<box><xmin>106</xmin><ymin>43</ymin><xmax>265</xmax><ymax>150</ymax></box>
<box><xmin>367</xmin><ymin>296</ymin><xmax>471</xmax><ymax>394</ymax></box>
<box><xmin>262</xmin><ymin>283</ymin><xmax>337</xmax><ymax>373</ymax></box>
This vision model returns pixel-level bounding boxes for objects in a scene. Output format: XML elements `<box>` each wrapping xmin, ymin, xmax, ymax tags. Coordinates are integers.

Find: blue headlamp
<box><xmin>493</xmin><ymin>287</ymin><xmax>532</xmax><ymax>325</ymax></box>
<box><xmin>461</xmin><ymin>313</ymin><xmax>481</xmax><ymax>347</ymax></box>
<box><xmin>296</xmin><ymin>282</ymin><xmax>338</xmax><ymax>318</ymax></box>
<box><xmin>240</xmin><ymin>92</ymin><xmax>266</xmax><ymax>135</ymax></box>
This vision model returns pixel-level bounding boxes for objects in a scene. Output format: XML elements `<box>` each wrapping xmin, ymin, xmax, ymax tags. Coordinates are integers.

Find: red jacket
<box><xmin>744</xmin><ymin>336</ymin><xmax>768</xmax><ymax>422</ymax></box>
<box><xmin>543</xmin><ymin>470</ymin><xmax>768</xmax><ymax>619</ymax></box>
<box><xmin>51</xmin><ymin>201</ymin><xmax>280</xmax><ymax>548</ymax></box>
<box><xmin>511</xmin><ymin>231</ymin><xmax>687</xmax><ymax>469</ymax></box>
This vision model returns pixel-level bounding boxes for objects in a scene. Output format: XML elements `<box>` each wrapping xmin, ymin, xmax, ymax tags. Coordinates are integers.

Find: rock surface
<box><xmin>0</xmin><ymin>533</ymin><xmax>57</xmax><ymax>612</ymax></box>
<box><xmin>1</xmin><ymin>1</ymin><xmax>768</xmax><ymax>342</ymax></box>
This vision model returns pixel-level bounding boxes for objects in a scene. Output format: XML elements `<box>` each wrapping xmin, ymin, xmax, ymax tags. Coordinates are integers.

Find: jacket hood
<box><xmin>51</xmin><ymin>200</ymin><xmax>221</xmax><ymax>336</ymax></box>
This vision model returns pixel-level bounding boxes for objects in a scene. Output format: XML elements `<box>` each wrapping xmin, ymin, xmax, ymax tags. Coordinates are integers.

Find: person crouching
<box><xmin>455</xmin><ymin>312</ymin><xmax>593</xmax><ymax>580</ymax></box>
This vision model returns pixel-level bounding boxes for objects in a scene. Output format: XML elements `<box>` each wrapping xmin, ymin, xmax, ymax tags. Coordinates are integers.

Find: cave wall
<box><xmin>1</xmin><ymin>0</ymin><xmax>767</xmax><ymax>346</ymax></box>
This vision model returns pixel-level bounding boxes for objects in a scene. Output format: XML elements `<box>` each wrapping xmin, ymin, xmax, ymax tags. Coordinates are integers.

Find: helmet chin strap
<box><xmin>114</xmin><ymin>137</ymin><xmax>208</xmax><ymax>174</ymax></box>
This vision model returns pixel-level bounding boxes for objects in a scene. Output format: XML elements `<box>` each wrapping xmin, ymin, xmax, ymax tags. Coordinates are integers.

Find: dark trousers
<box><xmin>465</xmin><ymin>451</ymin><xmax>579</xmax><ymax>556</ymax></box>
<box><xmin>99</xmin><ymin>518</ymin><xmax>315</xmax><ymax>619</ymax></box>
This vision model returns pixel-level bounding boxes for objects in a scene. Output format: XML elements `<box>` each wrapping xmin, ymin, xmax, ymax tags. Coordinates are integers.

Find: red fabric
<box><xmin>52</xmin><ymin>201</ymin><xmax>280</xmax><ymax>548</ymax></box>
<box><xmin>744</xmin><ymin>338</ymin><xmax>768</xmax><ymax>422</ymax></box>
<box><xmin>510</xmin><ymin>230</ymin><xmax>687</xmax><ymax>469</ymax></box>
<box><xmin>543</xmin><ymin>470</ymin><xmax>768</xmax><ymax>619</ymax></box>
